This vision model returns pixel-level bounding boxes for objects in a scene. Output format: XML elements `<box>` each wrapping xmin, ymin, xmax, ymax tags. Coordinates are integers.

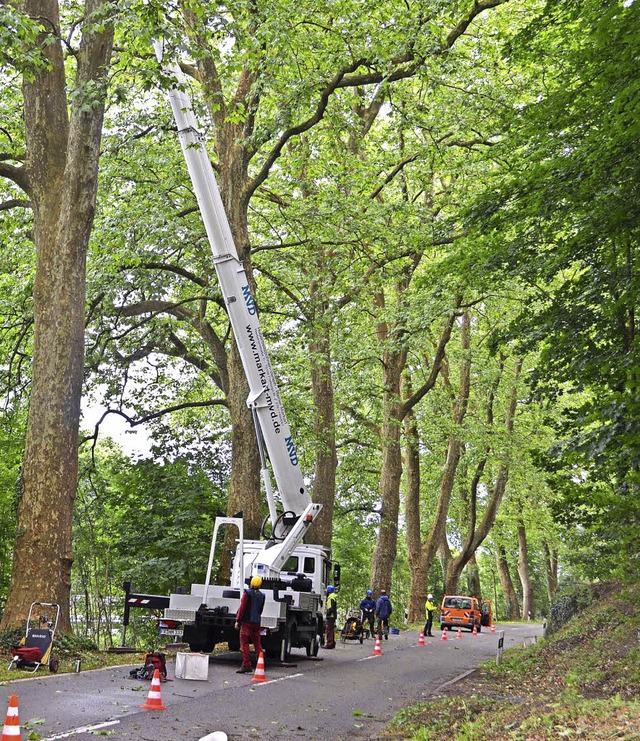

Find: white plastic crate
<box><xmin>175</xmin><ymin>652</ymin><xmax>209</xmax><ymax>681</ymax></box>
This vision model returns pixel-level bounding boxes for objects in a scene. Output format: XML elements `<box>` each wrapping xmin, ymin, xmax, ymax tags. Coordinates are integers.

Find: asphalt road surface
<box><xmin>3</xmin><ymin>622</ymin><xmax>542</xmax><ymax>740</ymax></box>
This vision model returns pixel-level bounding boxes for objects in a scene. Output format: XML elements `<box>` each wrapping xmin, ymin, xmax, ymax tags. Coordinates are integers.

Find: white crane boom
<box><xmin>154</xmin><ymin>43</ymin><xmax>312</xmax><ymax>522</ymax></box>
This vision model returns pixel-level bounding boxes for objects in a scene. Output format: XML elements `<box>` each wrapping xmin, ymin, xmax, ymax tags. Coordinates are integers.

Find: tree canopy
<box><xmin>0</xmin><ymin>0</ymin><xmax>638</xmax><ymax>635</ymax></box>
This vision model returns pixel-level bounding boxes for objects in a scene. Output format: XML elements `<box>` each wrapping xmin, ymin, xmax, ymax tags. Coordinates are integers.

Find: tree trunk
<box><xmin>437</xmin><ymin>536</ymin><xmax>451</xmax><ymax>597</ymax></box>
<box><xmin>421</xmin><ymin>309</ymin><xmax>470</xmax><ymax>590</ymax></box>
<box><xmin>187</xmin><ymin>15</ymin><xmax>264</xmax><ymax>556</ymax></box>
<box><xmin>543</xmin><ymin>540</ymin><xmax>559</xmax><ymax>605</ymax></box>
<box><xmin>465</xmin><ymin>553</ymin><xmax>482</xmax><ymax>600</ymax></box>
<box><xmin>370</xmin><ymin>335</ymin><xmax>405</xmax><ymax>593</ymax></box>
<box><xmin>1</xmin><ymin>0</ymin><xmax>115</xmax><ymax>631</ymax></box>
<box><xmin>404</xmin><ymin>387</ymin><xmax>424</xmax><ymax>621</ymax></box>
<box><xmin>445</xmin><ymin>356</ymin><xmax>522</xmax><ymax>593</ymax></box>
<box><xmin>517</xmin><ymin>519</ymin><xmax>535</xmax><ymax>620</ymax></box>
<box><xmin>225</xmin><ymin>343</ymin><xmax>262</xmax><ymax>539</ymax></box>
<box><xmin>497</xmin><ymin>544</ymin><xmax>521</xmax><ymax>620</ymax></box>
<box><xmin>309</xmin><ymin>309</ymin><xmax>337</xmax><ymax>550</ymax></box>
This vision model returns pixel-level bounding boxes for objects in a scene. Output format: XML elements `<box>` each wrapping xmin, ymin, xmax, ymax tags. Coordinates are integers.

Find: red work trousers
<box><xmin>239</xmin><ymin>622</ymin><xmax>263</xmax><ymax>669</ymax></box>
<box><xmin>325</xmin><ymin>616</ymin><xmax>336</xmax><ymax>648</ymax></box>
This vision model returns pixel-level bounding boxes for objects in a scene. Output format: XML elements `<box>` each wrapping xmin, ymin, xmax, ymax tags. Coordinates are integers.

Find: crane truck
<box><xmin>123</xmin><ymin>44</ymin><xmax>340</xmax><ymax>661</ymax></box>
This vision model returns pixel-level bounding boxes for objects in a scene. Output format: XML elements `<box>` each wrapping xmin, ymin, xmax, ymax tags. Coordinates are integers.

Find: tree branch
<box><xmin>80</xmin><ymin>399</ymin><xmax>228</xmax><ymax>445</ymax></box>
<box><xmin>369</xmin><ymin>153</ymin><xmax>420</xmax><ymax>201</ymax></box>
<box><xmin>246</xmin><ymin>0</ymin><xmax>509</xmax><ymax>199</ymax></box>
<box><xmin>247</xmin><ymin>57</ymin><xmax>368</xmax><ymax>197</ymax></box>
<box><xmin>402</xmin><ymin>294</ymin><xmax>464</xmax><ymax>416</ymax></box>
<box><xmin>0</xmin><ymin>198</ymin><xmax>32</xmax><ymax>211</ymax></box>
<box><xmin>0</xmin><ymin>162</ymin><xmax>30</xmax><ymax>194</ymax></box>
<box><xmin>132</xmin><ymin>261</ymin><xmax>210</xmax><ymax>288</ymax></box>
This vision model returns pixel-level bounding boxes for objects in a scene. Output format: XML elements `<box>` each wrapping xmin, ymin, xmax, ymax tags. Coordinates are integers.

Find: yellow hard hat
<box><xmin>250</xmin><ymin>576</ymin><xmax>263</xmax><ymax>588</ymax></box>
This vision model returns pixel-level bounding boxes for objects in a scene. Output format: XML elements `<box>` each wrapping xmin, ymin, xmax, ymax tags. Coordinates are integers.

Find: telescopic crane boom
<box><xmin>154</xmin><ymin>43</ymin><xmax>318</xmax><ymax>538</ymax></box>
<box><xmin>125</xmin><ymin>45</ymin><xmax>338</xmax><ymax>661</ymax></box>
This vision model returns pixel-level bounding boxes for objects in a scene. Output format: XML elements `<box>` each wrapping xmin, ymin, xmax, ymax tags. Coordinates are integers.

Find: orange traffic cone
<box><xmin>456</xmin><ymin>628</ymin><xmax>462</xmax><ymax>639</ymax></box>
<box><xmin>250</xmin><ymin>651</ymin><xmax>267</xmax><ymax>683</ymax></box>
<box><xmin>373</xmin><ymin>635</ymin><xmax>383</xmax><ymax>655</ymax></box>
<box><xmin>1</xmin><ymin>695</ymin><xmax>20</xmax><ymax>740</ymax></box>
<box><xmin>418</xmin><ymin>631</ymin><xmax>425</xmax><ymax>646</ymax></box>
<box><xmin>441</xmin><ymin>628</ymin><xmax>448</xmax><ymax>641</ymax></box>
<box><xmin>141</xmin><ymin>669</ymin><xmax>166</xmax><ymax>710</ymax></box>
<box><xmin>472</xmin><ymin>624</ymin><xmax>478</xmax><ymax>637</ymax></box>
<box><xmin>490</xmin><ymin>623</ymin><xmax>496</xmax><ymax>634</ymax></box>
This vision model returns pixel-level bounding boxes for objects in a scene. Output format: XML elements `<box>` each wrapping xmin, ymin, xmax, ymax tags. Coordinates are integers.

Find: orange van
<box><xmin>440</xmin><ymin>595</ymin><xmax>492</xmax><ymax>632</ymax></box>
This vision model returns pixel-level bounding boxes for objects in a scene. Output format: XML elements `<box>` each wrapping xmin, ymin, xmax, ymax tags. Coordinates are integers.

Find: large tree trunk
<box><xmin>370</xmin><ymin>323</ymin><xmax>405</xmax><ymax>593</ymax></box>
<box><xmin>465</xmin><ymin>554</ymin><xmax>482</xmax><ymax>600</ymax></box>
<box><xmin>217</xmin><ymin>132</ymin><xmax>262</xmax><ymax>541</ymax></box>
<box><xmin>184</xmin><ymin>11</ymin><xmax>264</xmax><ymax>554</ymax></box>
<box><xmin>437</xmin><ymin>536</ymin><xmax>451</xmax><ymax>597</ymax></box>
<box><xmin>517</xmin><ymin>518</ymin><xmax>535</xmax><ymax>620</ymax></box>
<box><xmin>370</xmin><ymin>267</ymin><xmax>450</xmax><ymax>594</ymax></box>
<box><xmin>309</xmin><ymin>307</ymin><xmax>337</xmax><ymax>550</ymax></box>
<box><xmin>497</xmin><ymin>544</ymin><xmax>521</xmax><ymax>621</ymax></box>
<box><xmin>1</xmin><ymin>0</ymin><xmax>115</xmax><ymax>631</ymax></box>
<box><xmin>404</xmin><ymin>385</ymin><xmax>425</xmax><ymax>622</ymax></box>
<box><xmin>399</xmin><ymin>300</ymin><xmax>461</xmax><ymax>613</ymax></box>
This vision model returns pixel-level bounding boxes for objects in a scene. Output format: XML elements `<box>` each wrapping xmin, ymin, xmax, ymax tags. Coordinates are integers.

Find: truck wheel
<box><xmin>306</xmin><ymin>632</ymin><xmax>320</xmax><ymax>657</ymax></box>
<box><xmin>183</xmin><ymin>624</ymin><xmax>215</xmax><ymax>653</ymax></box>
<box><xmin>280</xmin><ymin>621</ymin><xmax>295</xmax><ymax>662</ymax></box>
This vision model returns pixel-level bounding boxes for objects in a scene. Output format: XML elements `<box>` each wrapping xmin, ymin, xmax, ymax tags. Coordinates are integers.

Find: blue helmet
<box><xmin>327</xmin><ymin>585</ymin><xmax>335</xmax><ymax>593</ymax></box>
<box><xmin>366</xmin><ymin>590</ymin><xmax>372</xmax><ymax>595</ymax></box>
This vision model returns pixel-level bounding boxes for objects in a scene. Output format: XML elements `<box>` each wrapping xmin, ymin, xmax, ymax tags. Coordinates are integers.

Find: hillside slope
<box><xmin>382</xmin><ymin>583</ymin><xmax>640</xmax><ymax>740</ymax></box>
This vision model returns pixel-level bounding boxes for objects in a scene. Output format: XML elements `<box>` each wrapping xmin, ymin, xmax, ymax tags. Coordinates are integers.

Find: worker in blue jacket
<box><xmin>359</xmin><ymin>590</ymin><xmax>376</xmax><ymax>637</ymax></box>
<box><xmin>375</xmin><ymin>589</ymin><xmax>393</xmax><ymax>640</ymax></box>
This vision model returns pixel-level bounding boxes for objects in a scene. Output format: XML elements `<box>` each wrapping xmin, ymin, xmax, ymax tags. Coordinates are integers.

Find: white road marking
<box><xmin>251</xmin><ymin>672</ymin><xmax>304</xmax><ymax>685</ymax></box>
<box><xmin>41</xmin><ymin>720</ymin><xmax>120</xmax><ymax>739</ymax></box>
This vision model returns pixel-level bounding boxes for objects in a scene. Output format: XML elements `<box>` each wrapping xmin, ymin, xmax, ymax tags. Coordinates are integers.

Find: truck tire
<box><xmin>183</xmin><ymin>624</ymin><xmax>215</xmax><ymax>653</ymax></box>
<box><xmin>306</xmin><ymin>632</ymin><xmax>320</xmax><ymax>657</ymax></box>
<box><xmin>280</xmin><ymin>620</ymin><xmax>295</xmax><ymax>662</ymax></box>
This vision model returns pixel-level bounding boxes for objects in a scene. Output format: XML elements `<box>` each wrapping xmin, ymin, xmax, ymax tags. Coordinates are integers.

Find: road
<box><xmin>3</xmin><ymin>623</ymin><xmax>542</xmax><ymax>741</ymax></box>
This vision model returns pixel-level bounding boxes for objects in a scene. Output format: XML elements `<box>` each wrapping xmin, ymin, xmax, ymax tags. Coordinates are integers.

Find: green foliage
<box><xmin>0</xmin><ymin>627</ymin><xmax>22</xmax><ymax>652</ymax></box>
<box><xmin>71</xmin><ymin>439</ymin><xmax>226</xmax><ymax>644</ymax></box>
<box><xmin>0</xmin><ymin>408</ymin><xmax>26</xmax><ymax>609</ymax></box>
<box><xmin>0</xmin><ymin>7</ymin><xmax>51</xmax><ymax>78</ymax></box>
<box><xmin>465</xmin><ymin>0</ymin><xmax>640</xmax><ymax>581</ymax></box>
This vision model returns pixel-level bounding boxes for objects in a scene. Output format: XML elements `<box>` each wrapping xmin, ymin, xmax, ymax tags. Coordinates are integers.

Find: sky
<box><xmin>81</xmin><ymin>401</ymin><xmax>153</xmax><ymax>457</ymax></box>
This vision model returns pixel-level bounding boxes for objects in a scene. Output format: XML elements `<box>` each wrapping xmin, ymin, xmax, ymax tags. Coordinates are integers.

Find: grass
<box><xmin>0</xmin><ymin>628</ymin><xmax>235</xmax><ymax>685</ymax></box>
<box><xmin>0</xmin><ymin>644</ymin><xmax>147</xmax><ymax>684</ymax></box>
<box><xmin>380</xmin><ymin>583</ymin><xmax>640</xmax><ymax>740</ymax></box>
